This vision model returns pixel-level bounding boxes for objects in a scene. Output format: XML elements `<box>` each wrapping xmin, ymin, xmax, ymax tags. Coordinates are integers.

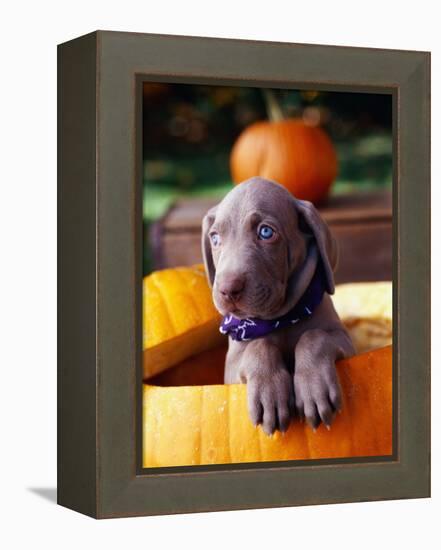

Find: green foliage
<box><xmin>143</xmin><ymin>132</ymin><xmax>392</xmax><ymax>223</ymax></box>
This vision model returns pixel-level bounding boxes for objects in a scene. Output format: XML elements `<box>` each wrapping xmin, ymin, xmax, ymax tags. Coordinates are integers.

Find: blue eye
<box><xmin>258</xmin><ymin>225</ymin><xmax>274</xmax><ymax>240</ymax></box>
<box><xmin>210</xmin><ymin>232</ymin><xmax>221</xmax><ymax>246</ymax></box>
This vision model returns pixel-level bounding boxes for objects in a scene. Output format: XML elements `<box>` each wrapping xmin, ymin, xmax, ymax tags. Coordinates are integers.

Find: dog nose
<box><xmin>218</xmin><ymin>274</ymin><xmax>246</xmax><ymax>302</ymax></box>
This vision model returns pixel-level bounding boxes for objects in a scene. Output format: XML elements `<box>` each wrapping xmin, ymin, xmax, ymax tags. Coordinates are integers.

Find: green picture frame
<box><xmin>58</xmin><ymin>31</ymin><xmax>430</xmax><ymax>518</ymax></box>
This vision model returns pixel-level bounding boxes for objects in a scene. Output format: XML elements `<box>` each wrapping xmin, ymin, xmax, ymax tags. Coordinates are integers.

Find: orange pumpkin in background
<box><xmin>230</xmin><ymin>118</ymin><xmax>338</xmax><ymax>204</ymax></box>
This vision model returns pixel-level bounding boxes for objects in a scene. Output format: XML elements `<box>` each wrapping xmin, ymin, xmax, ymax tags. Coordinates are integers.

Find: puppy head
<box><xmin>202</xmin><ymin>177</ymin><xmax>337</xmax><ymax>319</ymax></box>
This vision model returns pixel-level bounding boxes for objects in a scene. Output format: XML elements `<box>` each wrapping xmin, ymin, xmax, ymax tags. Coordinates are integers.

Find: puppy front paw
<box><xmin>294</xmin><ymin>360</ymin><xmax>342</xmax><ymax>430</ymax></box>
<box><xmin>247</xmin><ymin>368</ymin><xmax>294</xmax><ymax>435</ymax></box>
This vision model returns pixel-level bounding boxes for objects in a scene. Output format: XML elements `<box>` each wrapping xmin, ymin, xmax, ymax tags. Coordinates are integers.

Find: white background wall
<box><xmin>1</xmin><ymin>1</ymin><xmax>438</xmax><ymax>548</ymax></box>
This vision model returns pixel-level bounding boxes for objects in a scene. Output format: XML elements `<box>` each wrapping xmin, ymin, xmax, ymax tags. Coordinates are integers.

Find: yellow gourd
<box><xmin>143</xmin><ymin>264</ymin><xmax>224</xmax><ymax>379</ymax></box>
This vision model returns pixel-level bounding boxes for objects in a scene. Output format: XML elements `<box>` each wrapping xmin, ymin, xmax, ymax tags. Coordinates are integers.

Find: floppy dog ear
<box><xmin>294</xmin><ymin>198</ymin><xmax>338</xmax><ymax>295</ymax></box>
<box><xmin>201</xmin><ymin>205</ymin><xmax>218</xmax><ymax>287</ymax></box>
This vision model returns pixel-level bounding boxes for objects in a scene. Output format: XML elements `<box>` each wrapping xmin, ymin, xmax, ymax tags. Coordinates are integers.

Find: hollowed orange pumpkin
<box><xmin>143</xmin><ymin>345</ymin><xmax>393</xmax><ymax>467</ymax></box>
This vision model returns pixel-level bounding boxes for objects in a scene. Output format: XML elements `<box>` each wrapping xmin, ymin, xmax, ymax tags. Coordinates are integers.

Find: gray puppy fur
<box><xmin>202</xmin><ymin>177</ymin><xmax>355</xmax><ymax>435</ymax></box>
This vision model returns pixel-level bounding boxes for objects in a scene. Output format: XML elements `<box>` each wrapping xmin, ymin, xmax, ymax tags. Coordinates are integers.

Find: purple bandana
<box><xmin>219</xmin><ymin>265</ymin><xmax>326</xmax><ymax>342</ymax></box>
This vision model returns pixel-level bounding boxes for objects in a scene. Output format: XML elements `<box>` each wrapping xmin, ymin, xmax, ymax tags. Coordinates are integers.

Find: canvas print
<box><xmin>141</xmin><ymin>83</ymin><xmax>393</xmax><ymax>468</ymax></box>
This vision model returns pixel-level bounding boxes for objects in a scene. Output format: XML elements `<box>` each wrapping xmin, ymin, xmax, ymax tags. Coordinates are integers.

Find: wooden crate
<box><xmin>149</xmin><ymin>191</ymin><xmax>392</xmax><ymax>284</ymax></box>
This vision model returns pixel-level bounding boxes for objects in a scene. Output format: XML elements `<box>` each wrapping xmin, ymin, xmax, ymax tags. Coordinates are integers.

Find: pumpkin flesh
<box><xmin>332</xmin><ymin>281</ymin><xmax>392</xmax><ymax>353</ymax></box>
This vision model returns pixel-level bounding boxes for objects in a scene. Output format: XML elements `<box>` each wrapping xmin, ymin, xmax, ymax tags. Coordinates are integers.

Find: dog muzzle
<box><xmin>219</xmin><ymin>264</ymin><xmax>327</xmax><ymax>342</ymax></box>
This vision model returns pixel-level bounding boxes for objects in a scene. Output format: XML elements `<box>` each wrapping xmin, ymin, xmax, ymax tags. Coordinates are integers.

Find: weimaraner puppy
<box><xmin>202</xmin><ymin>177</ymin><xmax>355</xmax><ymax>435</ymax></box>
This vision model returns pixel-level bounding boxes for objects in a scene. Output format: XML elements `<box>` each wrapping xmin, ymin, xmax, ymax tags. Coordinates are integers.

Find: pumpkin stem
<box><xmin>262</xmin><ymin>89</ymin><xmax>285</xmax><ymax>122</ymax></box>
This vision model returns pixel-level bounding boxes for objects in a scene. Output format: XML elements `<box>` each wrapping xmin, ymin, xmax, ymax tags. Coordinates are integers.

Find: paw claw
<box><xmin>247</xmin><ymin>368</ymin><xmax>294</xmax><ymax>437</ymax></box>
